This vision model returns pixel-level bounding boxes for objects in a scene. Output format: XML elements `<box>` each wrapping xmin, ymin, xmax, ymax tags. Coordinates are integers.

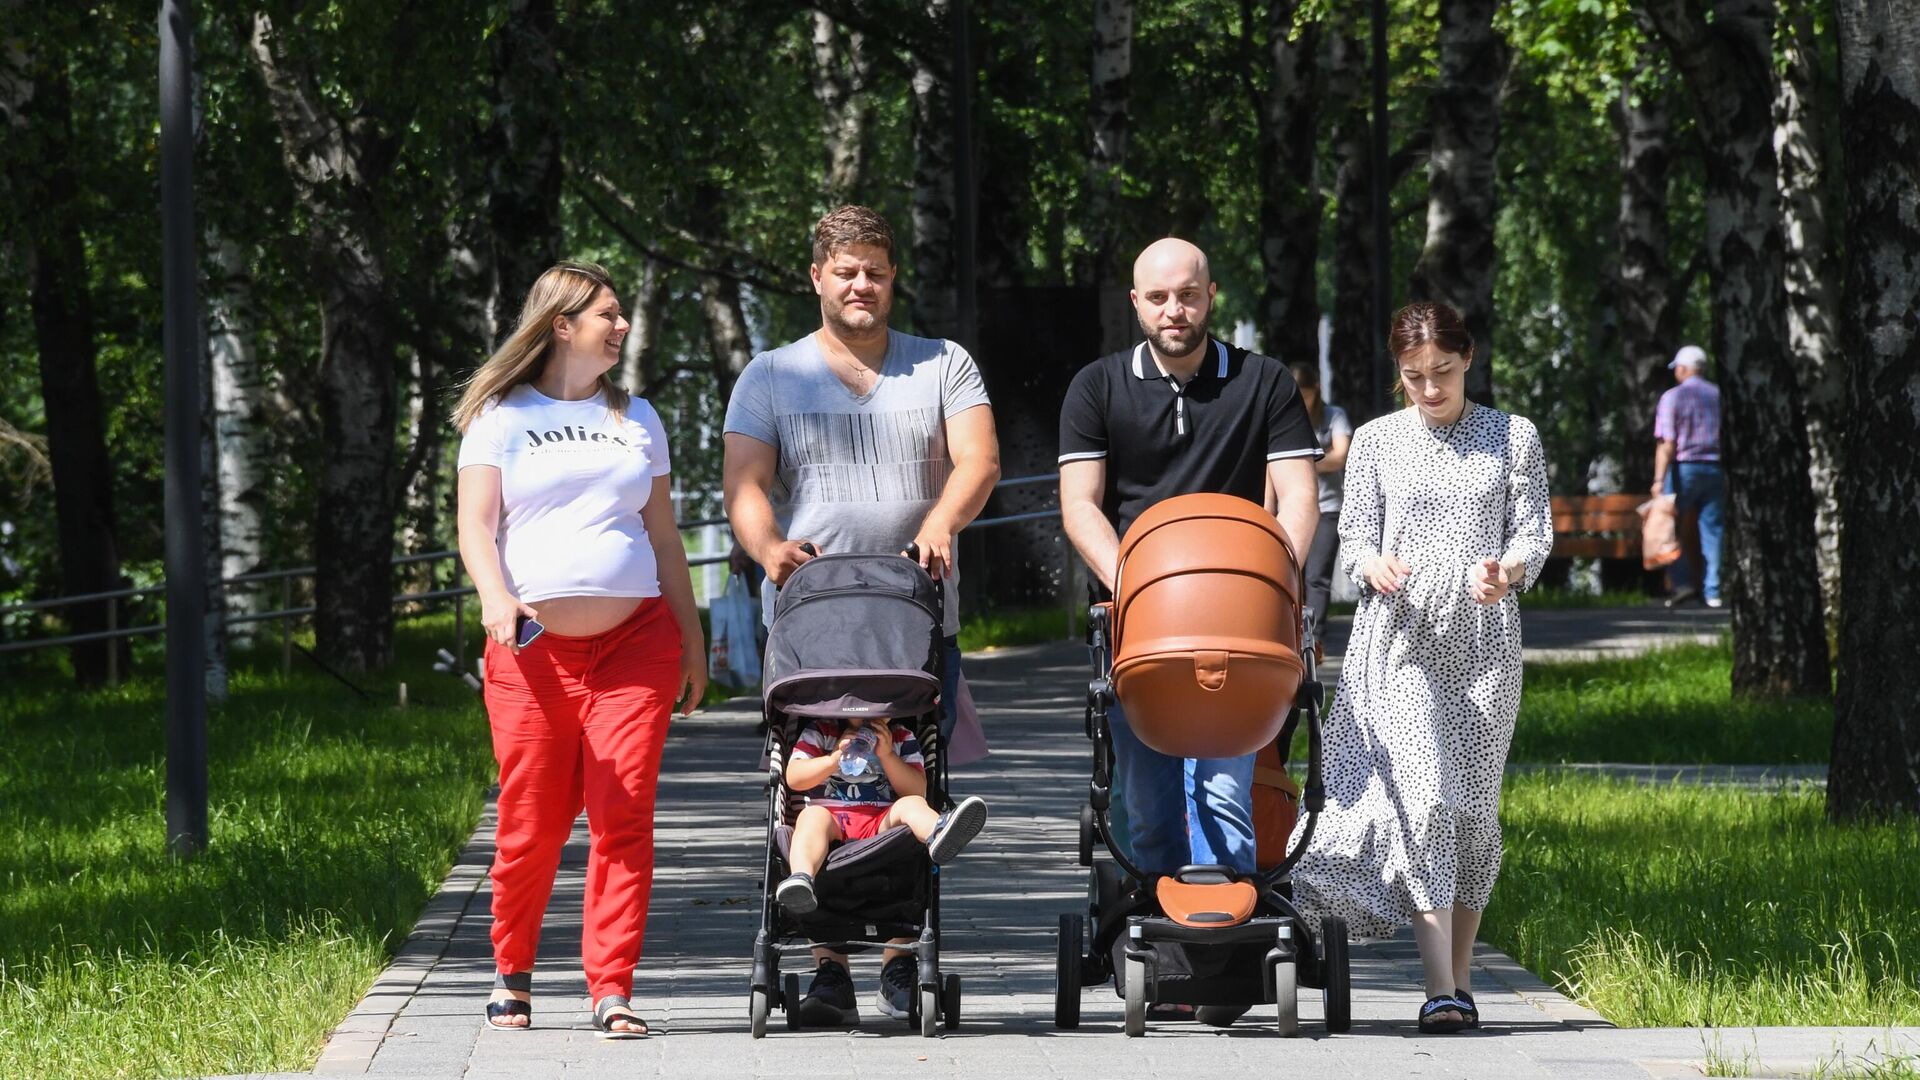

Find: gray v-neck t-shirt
<box><xmin>723</xmin><ymin>329</ymin><xmax>991</xmax><ymax>634</ymax></box>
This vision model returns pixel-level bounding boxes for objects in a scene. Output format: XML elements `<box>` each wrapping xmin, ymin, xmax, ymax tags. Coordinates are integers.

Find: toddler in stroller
<box><xmin>747</xmin><ymin>550</ymin><xmax>986</xmax><ymax>1038</ymax></box>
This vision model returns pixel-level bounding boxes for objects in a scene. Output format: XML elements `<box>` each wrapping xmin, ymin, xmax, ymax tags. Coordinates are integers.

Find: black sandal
<box><xmin>485</xmin><ymin>996</ymin><xmax>531</xmax><ymax>1030</ymax></box>
<box><xmin>1417</xmin><ymin>994</ymin><xmax>1469</xmax><ymax>1034</ymax></box>
<box><xmin>593</xmin><ymin>995</ymin><xmax>651</xmax><ymax>1040</ymax></box>
<box><xmin>1453</xmin><ymin>988</ymin><xmax>1480</xmax><ymax>1029</ymax></box>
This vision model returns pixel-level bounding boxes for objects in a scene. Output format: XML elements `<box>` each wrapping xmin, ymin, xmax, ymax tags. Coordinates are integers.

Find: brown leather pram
<box><xmin>1053</xmin><ymin>493</ymin><xmax>1351</xmax><ymax>1036</ymax></box>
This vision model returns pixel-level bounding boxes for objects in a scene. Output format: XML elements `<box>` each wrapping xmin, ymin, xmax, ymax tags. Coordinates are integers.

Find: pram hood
<box><xmin>1110</xmin><ymin>493</ymin><xmax>1305</xmax><ymax>758</ymax></box>
<box><xmin>763</xmin><ymin>553</ymin><xmax>942</xmax><ymax>720</ymax></box>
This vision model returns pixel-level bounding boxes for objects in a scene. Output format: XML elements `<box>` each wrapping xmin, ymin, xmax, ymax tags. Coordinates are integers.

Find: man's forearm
<box><xmin>1063</xmin><ymin>501</ymin><xmax>1121</xmax><ymax>592</ymax></box>
<box><xmin>1276</xmin><ymin>489</ymin><xmax>1318</xmax><ymax>565</ymax></box>
<box><xmin>922</xmin><ymin>456</ymin><xmax>999</xmax><ymax>536</ymax></box>
<box><xmin>724</xmin><ymin>483</ymin><xmax>787</xmax><ymax>566</ymax></box>
<box><xmin>1652</xmin><ymin>442</ymin><xmax>1673</xmax><ymax>489</ymax></box>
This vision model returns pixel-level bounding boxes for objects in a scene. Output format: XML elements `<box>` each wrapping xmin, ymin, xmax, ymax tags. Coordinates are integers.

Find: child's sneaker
<box><xmin>926</xmin><ymin>795</ymin><xmax>989</xmax><ymax>864</ymax></box>
<box><xmin>877</xmin><ymin>954</ymin><xmax>917</xmax><ymax>1019</ymax></box>
<box><xmin>775</xmin><ymin>871</ymin><xmax>818</xmax><ymax>914</ymax></box>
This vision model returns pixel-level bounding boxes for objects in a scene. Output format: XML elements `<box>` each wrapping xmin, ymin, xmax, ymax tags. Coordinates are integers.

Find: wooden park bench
<box><xmin>1550</xmin><ymin>494</ymin><xmax>1644</xmax><ymax>562</ymax></box>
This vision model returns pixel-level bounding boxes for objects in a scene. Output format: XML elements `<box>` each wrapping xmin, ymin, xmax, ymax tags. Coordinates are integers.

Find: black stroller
<box><xmin>746</xmin><ymin>550</ymin><xmax>963</xmax><ymax>1038</ymax></box>
<box><xmin>1055</xmin><ymin>494</ymin><xmax>1352</xmax><ymax>1036</ymax></box>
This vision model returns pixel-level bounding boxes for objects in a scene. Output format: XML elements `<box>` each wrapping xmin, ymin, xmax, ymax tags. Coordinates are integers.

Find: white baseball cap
<box><xmin>1669</xmin><ymin>344</ymin><xmax>1707</xmax><ymax>370</ymax></box>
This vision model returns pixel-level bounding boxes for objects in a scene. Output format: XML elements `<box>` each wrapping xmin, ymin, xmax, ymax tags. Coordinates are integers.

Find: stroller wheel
<box><xmin>1078</xmin><ymin>804</ymin><xmax>1096</xmax><ymax>866</ymax></box>
<box><xmin>1122</xmin><ymin>954</ymin><xmax>1147</xmax><ymax>1037</ymax></box>
<box><xmin>919</xmin><ymin>983</ymin><xmax>940</xmax><ymax>1037</ymax></box>
<box><xmin>1054</xmin><ymin>913</ymin><xmax>1084</xmax><ymax>1029</ymax></box>
<box><xmin>783</xmin><ymin>972</ymin><xmax>802</xmax><ymax>1031</ymax></box>
<box><xmin>1321</xmin><ymin>916</ymin><xmax>1351</xmax><ymax>1033</ymax></box>
<box><xmin>1272</xmin><ymin>958</ymin><xmax>1299</xmax><ymax>1037</ymax></box>
<box><xmin>942</xmin><ymin>973</ymin><xmax>962</xmax><ymax>1030</ymax></box>
<box><xmin>750</xmin><ymin>986</ymin><xmax>770</xmax><ymax>1039</ymax></box>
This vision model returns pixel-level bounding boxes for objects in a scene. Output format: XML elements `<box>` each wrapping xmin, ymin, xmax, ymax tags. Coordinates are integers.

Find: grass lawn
<box><xmin>1485</xmin><ymin>772</ymin><xmax>1920</xmax><ymax>1029</ymax></box>
<box><xmin>0</xmin><ymin>619</ymin><xmax>495</xmax><ymax>1080</ymax></box>
<box><xmin>957</xmin><ymin>603</ymin><xmax>1073</xmax><ymax>653</ymax></box>
<box><xmin>1511</xmin><ymin>639</ymin><xmax>1833</xmax><ymax>764</ymax></box>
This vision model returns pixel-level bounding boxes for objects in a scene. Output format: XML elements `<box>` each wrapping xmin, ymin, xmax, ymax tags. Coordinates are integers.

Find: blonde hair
<box><xmin>451</xmin><ymin>261</ymin><xmax>631</xmax><ymax>431</ymax></box>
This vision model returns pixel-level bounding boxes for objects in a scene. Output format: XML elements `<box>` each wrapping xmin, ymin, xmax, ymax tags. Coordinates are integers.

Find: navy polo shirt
<box><xmin>1058</xmin><ymin>337</ymin><xmax>1321</xmax><ymax>539</ymax></box>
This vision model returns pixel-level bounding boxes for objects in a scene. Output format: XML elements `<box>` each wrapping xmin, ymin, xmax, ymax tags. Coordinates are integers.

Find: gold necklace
<box><xmin>830</xmin><ymin>348</ymin><xmax>880</xmax><ymax>390</ymax></box>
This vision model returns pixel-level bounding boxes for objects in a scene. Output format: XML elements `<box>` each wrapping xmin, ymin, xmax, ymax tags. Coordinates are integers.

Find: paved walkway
<box><xmin>212</xmin><ymin>606</ymin><xmax>1916</xmax><ymax>1080</ymax></box>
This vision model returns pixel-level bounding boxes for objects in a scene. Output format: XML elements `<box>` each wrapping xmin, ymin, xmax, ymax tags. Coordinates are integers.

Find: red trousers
<box><xmin>482</xmin><ymin>597</ymin><xmax>681</xmax><ymax>1001</ymax></box>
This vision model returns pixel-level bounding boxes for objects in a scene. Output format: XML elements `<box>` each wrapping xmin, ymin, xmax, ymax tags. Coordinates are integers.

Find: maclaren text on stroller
<box><xmin>1056</xmin><ymin>493</ymin><xmax>1352</xmax><ymax>1036</ymax></box>
<box><xmin>747</xmin><ymin>549</ymin><xmax>963</xmax><ymax>1037</ymax></box>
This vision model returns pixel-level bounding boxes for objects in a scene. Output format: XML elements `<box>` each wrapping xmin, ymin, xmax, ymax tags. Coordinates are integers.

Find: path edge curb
<box><xmin>310</xmin><ymin>799</ymin><xmax>497</xmax><ymax>1075</ymax></box>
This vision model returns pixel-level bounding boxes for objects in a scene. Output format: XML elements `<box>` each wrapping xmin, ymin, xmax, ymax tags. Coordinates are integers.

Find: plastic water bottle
<box><xmin>838</xmin><ymin>725</ymin><xmax>881</xmax><ymax>783</ymax></box>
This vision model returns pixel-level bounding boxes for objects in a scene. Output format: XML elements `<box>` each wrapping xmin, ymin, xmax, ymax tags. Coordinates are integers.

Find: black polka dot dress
<box><xmin>1289</xmin><ymin>404</ymin><xmax>1554</xmax><ymax>939</ymax></box>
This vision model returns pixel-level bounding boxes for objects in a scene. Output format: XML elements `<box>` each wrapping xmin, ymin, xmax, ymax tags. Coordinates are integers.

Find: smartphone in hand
<box><xmin>515</xmin><ymin>614</ymin><xmax>545</xmax><ymax>648</ymax></box>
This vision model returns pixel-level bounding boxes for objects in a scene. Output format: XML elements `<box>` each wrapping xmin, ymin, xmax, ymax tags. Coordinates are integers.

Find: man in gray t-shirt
<box><xmin>722</xmin><ymin>206</ymin><xmax>998</xmax><ymax>639</ymax></box>
<box><xmin>723</xmin><ymin>328</ymin><xmax>990</xmax><ymax>637</ymax></box>
<box><xmin>723</xmin><ymin>204</ymin><xmax>1000</xmax><ymax>1027</ymax></box>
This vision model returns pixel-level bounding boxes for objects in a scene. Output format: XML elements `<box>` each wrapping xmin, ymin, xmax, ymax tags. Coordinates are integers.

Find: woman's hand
<box><xmin>675</xmin><ymin>641</ymin><xmax>707</xmax><ymax>716</ymax></box>
<box><xmin>480</xmin><ymin>590</ymin><xmax>539</xmax><ymax>654</ymax></box>
<box><xmin>1363</xmin><ymin>554</ymin><xmax>1412</xmax><ymax>595</ymax></box>
<box><xmin>1469</xmin><ymin>557</ymin><xmax>1512</xmax><ymax>605</ymax></box>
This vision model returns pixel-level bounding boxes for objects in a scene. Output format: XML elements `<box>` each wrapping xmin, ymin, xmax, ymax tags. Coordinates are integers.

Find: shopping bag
<box><xmin>707</xmin><ymin>572</ymin><xmax>763</xmax><ymax>688</ymax></box>
<box><xmin>945</xmin><ymin>669</ymin><xmax>990</xmax><ymax>767</ymax></box>
<box><xmin>1638</xmin><ymin>495</ymin><xmax>1683</xmax><ymax>570</ymax></box>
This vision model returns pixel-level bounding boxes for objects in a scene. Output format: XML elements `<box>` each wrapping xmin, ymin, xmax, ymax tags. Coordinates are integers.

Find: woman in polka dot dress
<box><xmin>1289</xmin><ymin>302</ymin><xmax>1554</xmax><ymax>1034</ymax></box>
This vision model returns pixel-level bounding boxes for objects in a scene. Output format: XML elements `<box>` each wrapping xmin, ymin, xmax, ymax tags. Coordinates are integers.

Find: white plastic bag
<box><xmin>707</xmin><ymin>572</ymin><xmax>763</xmax><ymax>688</ymax></box>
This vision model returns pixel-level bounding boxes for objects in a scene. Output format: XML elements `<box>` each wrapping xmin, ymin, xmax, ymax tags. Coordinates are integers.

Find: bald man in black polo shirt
<box><xmin>1058</xmin><ymin>237</ymin><xmax>1321</xmax><ymax>913</ymax></box>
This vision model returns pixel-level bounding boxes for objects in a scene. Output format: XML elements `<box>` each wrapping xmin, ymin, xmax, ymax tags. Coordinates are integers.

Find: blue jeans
<box><xmin>1668</xmin><ymin>462</ymin><xmax>1726</xmax><ymax>601</ymax></box>
<box><xmin>1107</xmin><ymin>700</ymin><xmax>1257</xmax><ymax>876</ymax></box>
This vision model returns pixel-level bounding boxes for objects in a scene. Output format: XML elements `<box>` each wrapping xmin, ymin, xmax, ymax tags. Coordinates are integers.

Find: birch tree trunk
<box><xmin>620</xmin><ymin>258</ymin><xmax>669</xmax><ymax>394</ymax></box>
<box><xmin>1254</xmin><ymin>0</ymin><xmax>1321</xmax><ymax>367</ymax></box>
<box><xmin>701</xmin><ymin>273</ymin><xmax>754</xmax><ymax>405</ymax></box>
<box><xmin>1637</xmin><ymin>0</ymin><xmax>1829</xmax><ymax>698</ymax></box>
<box><xmin>1772</xmin><ymin>1</ymin><xmax>1845</xmax><ymax>623</ymax></box>
<box><xmin>485</xmin><ymin>0</ymin><xmax>563</xmax><ymax>341</ymax></box>
<box><xmin>910</xmin><ymin>0</ymin><xmax>959</xmax><ymax>342</ymax></box>
<box><xmin>1087</xmin><ymin>0</ymin><xmax>1133</xmax><ymax>353</ymax></box>
<box><xmin>199</xmin><ymin>286</ymin><xmax>227</xmax><ymax>702</ymax></box>
<box><xmin>1827</xmin><ymin>0</ymin><xmax>1920</xmax><ymax>818</ymax></box>
<box><xmin>1324</xmin><ymin>26</ymin><xmax>1376</xmax><ymax>422</ymax></box>
<box><xmin>1409</xmin><ymin>0</ymin><xmax>1507</xmax><ymax>405</ymax></box>
<box><xmin>207</xmin><ymin>235</ymin><xmax>270</xmax><ymax>644</ymax></box>
<box><xmin>8</xmin><ymin>39</ymin><xmax>125</xmax><ymax>686</ymax></box>
<box><xmin>1615</xmin><ymin>63</ymin><xmax>1674</xmax><ymax>491</ymax></box>
<box><xmin>251</xmin><ymin>12</ymin><xmax>399</xmax><ymax>673</ymax></box>
<box><xmin>811</xmin><ymin>13</ymin><xmax>873</xmax><ymax>206</ymax></box>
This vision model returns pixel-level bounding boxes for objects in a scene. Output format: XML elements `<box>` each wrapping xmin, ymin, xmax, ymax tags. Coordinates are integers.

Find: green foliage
<box><xmin>0</xmin><ymin>619</ymin><xmax>495</xmax><ymax>1079</ymax></box>
<box><xmin>1486</xmin><ymin>773</ymin><xmax>1920</xmax><ymax>1027</ymax></box>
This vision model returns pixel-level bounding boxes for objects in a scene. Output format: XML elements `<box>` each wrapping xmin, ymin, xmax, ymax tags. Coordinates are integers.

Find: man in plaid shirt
<box><xmin>1652</xmin><ymin>345</ymin><xmax>1724</xmax><ymax>607</ymax></box>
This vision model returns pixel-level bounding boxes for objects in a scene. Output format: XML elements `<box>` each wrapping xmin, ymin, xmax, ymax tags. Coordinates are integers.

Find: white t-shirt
<box><xmin>456</xmin><ymin>384</ymin><xmax>672</xmax><ymax>603</ymax></box>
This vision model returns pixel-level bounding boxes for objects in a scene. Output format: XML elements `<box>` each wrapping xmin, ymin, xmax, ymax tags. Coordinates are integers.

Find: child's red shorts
<box><xmin>827</xmin><ymin>803</ymin><xmax>891</xmax><ymax>841</ymax></box>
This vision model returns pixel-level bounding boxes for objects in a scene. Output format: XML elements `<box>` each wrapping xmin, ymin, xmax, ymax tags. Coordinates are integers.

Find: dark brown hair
<box><xmin>1388</xmin><ymin>301</ymin><xmax>1473</xmax><ymax>362</ymax></box>
<box><xmin>1387</xmin><ymin>301</ymin><xmax>1473</xmax><ymax>404</ymax></box>
<box><xmin>1287</xmin><ymin>360</ymin><xmax>1325</xmax><ymax>431</ymax></box>
<box><xmin>812</xmin><ymin>205</ymin><xmax>896</xmax><ymax>266</ymax></box>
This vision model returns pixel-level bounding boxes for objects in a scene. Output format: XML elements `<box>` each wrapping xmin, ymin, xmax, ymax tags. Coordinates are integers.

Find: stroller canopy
<box><xmin>763</xmin><ymin>553</ymin><xmax>942</xmax><ymax>720</ymax></box>
<box><xmin>1110</xmin><ymin>493</ymin><xmax>1305</xmax><ymax>759</ymax></box>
